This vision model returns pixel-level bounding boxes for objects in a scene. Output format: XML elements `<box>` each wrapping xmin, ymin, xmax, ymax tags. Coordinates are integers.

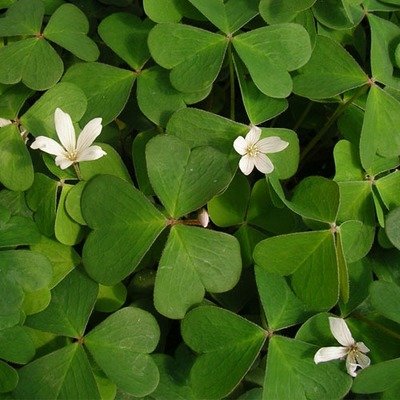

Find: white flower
<box><xmin>30</xmin><ymin>108</ymin><xmax>106</xmax><ymax>170</ymax></box>
<box><xmin>198</xmin><ymin>208</ymin><xmax>209</xmax><ymax>228</ymax></box>
<box><xmin>233</xmin><ymin>125</ymin><xmax>289</xmax><ymax>175</ymax></box>
<box><xmin>0</xmin><ymin>117</ymin><xmax>12</xmax><ymax>128</ymax></box>
<box><xmin>314</xmin><ymin>317</ymin><xmax>371</xmax><ymax>377</ymax></box>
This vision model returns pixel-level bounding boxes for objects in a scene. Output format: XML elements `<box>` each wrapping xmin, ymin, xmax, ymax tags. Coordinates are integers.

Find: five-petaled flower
<box><xmin>233</xmin><ymin>125</ymin><xmax>289</xmax><ymax>175</ymax></box>
<box><xmin>314</xmin><ymin>317</ymin><xmax>370</xmax><ymax>377</ymax></box>
<box><xmin>30</xmin><ymin>108</ymin><xmax>106</xmax><ymax>170</ymax></box>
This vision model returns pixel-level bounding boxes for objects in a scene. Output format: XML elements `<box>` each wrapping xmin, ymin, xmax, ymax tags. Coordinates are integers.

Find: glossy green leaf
<box><xmin>0</xmin><ymin>207</ymin><xmax>39</xmax><ymax>248</ymax></box>
<box><xmin>233</xmin><ymin>24</ymin><xmax>312</xmax><ymax>98</ymax></box>
<box><xmin>188</xmin><ymin>0</ymin><xmax>259</xmax><ymax>33</ymax></box>
<box><xmin>181</xmin><ymin>306</ymin><xmax>266</xmax><ymax>399</ymax></box>
<box><xmin>137</xmin><ymin>67</ymin><xmax>186</xmax><ymax>127</ymax></box>
<box><xmin>26</xmin><ymin>269</ymin><xmax>98</xmax><ymax>338</ymax></box>
<box><xmin>62</xmin><ymin>62</ymin><xmax>135</xmax><ymax>125</ymax></box>
<box><xmin>143</xmin><ymin>0</ymin><xmax>183</xmax><ymax>23</ymax></box>
<box><xmin>31</xmin><ymin>236</ymin><xmax>80</xmax><ymax>288</ymax></box>
<box><xmin>0</xmin><ymin>326</ymin><xmax>35</xmax><ymax>364</ymax></box>
<box><xmin>26</xmin><ymin>173</ymin><xmax>58</xmax><ymax>237</ymax></box>
<box><xmin>14</xmin><ymin>344</ymin><xmax>100</xmax><ymax>400</ymax></box>
<box><xmin>154</xmin><ymin>225</ymin><xmax>241</xmax><ymax>319</ymax></box>
<box><xmin>0</xmin><ymin>0</ymin><xmax>43</xmax><ymax>36</ymax></box>
<box><xmin>148</xmin><ymin>23</ymin><xmax>228</xmax><ymax>92</ymax></box>
<box><xmin>80</xmin><ymin>143</ymin><xmax>132</xmax><ymax>183</ymax></box>
<box><xmin>313</xmin><ymin>0</ymin><xmax>364</xmax><ymax>29</ymax></box>
<box><xmin>146</xmin><ymin>135</ymin><xmax>232</xmax><ymax>218</ymax></box>
<box><xmin>352</xmin><ymin>358</ymin><xmax>400</xmax><ymax>394</ymax></box>
<box><xmin>21</xmin><ymin>82</ymin><xmax>87</xmax><ymax>139</ymax></box>
<box><xmin>208</xmin><ymin>173</ymin><xmax>250</xmax><ymax>227</ymax></box>
<box><xmin>368</xmin><ymin>13</ymin><xmax>400</xmax><ymax>89</ymax></box>
<box><xmin>255</xmin><ymin>265</ymin><xmax>312</xmax><ymax>330</ymax></box>
<box><xmin>234</xmin><ymin>55</ymin><xmax>288</xmax><ymax>125</ymax></box>
<box><xmin>0</xmin><ymin>250</ymin><xmax>52</xmax><ymax>317</ymax></box>
<box><xmin>64</xmin><ymin>181</ymin><xmax>86</xmax><ymax>225</ymax></box>
<box><xmin>370</xmin><ymin>280</ymin><xmax>400</xmax><ymax>324</ymax></box>
<box><xmin>264</xmin><ymin>335</ymin><xmax>352</xmax><ymax>399</ymax></box>
<box><xmin>44</xmin><ymin>4</ymin><xmax>99</xmax><ymax>61</ymax></box>
<box><xmin>98</xmin><ymin>13</ymin><xmax>153</xmax><ymax>70</ymax></box>
<box><xmin>0</xmin><ymin>361</ymin><xmax>18</xmax><ymax>393</ymax></box>
<box><xmin>360</xmin><ymin>86</ymin><xmax>400</xmax><ymax>172</ymax></box>
<box><xmin>82</xmin><ymin>175</ymin><xmax>167</xmax><ymax>284</ymax></box>
<box><xmin>293</xmin><ymin>35</ymin><xmax>368</xmax><ymax>99</ymax></box>
<box><xmin>0</xmin><ymin>38</ymin><xmax>63</xmax><ymax>90</ymax></box>
<box><xmin>376</xmin><ymin>170</ymin><xmax>400</xmax><ymax>210</ymax></box>
<box><xmin>291</xmin><ymin>176</ymin><xmax>340</xmax><ymax>223</ymax></box>
<box><xmin>254</xmin><ymin>230</ymin><xmax>339</xmax><ymax>309</ymax></box>
<box><xmin>85</xmin><ymin>307</ymin><xmax>160</xmax><ymax>397</ymax></box>
<box><xmin>95</xmin><ymin>283</ymin><xmax>127</xmax><ymax>313</ymax></box>
<box><xmin>55</xmin><ymin>184</ymin><xmax>83</xmax><ymax>246</ymax></box>
<box><xmin>0</xmin><ymin>124</ymin><xmax>33</xmax><ymax>191</ymax></box>
<box><xmin>0</xmin><ymin>83</ymin><xmax>32</xmax><ymax>119</ymax></box>
<box><xmin>259</xmin><ymin>0</ymin><xmax>316</xmax><ymax>24</ymax></box>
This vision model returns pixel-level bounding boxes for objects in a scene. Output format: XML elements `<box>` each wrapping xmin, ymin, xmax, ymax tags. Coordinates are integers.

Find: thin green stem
<box><xmin>73</xmin><ymin>163</ymin><xmax>82</xmax><ymax>180</ymax></box>
<box><xmin>293</xmin><ymin>101</ymin><xmax>313</xmax><ymax>131</ymax></box>
<box><xmin>228</xmin><ymin>42</ymin><xmax>235</xmax><ymax>121</ymax></box>
<box><xmin>299</xmin><ymin>84</ymin><xmax>369</xmax><ymax>163</ymax></box>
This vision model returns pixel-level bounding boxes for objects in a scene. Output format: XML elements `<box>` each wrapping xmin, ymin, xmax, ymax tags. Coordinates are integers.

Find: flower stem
<box><xmin>228</xmin><ymin>42</ymin><xmax>235</xmax><ymax>121</ymax></box>
<box><xmin>299</xmin><ymin>84</ymin><xmax>369</xmax><ymax>163</ymax></box>
<box><xmin>293</xmin><ymin>101</ymin><xmax>313</xmax><ymax>131</ymax></box>
<box><xmin>73</xmin><ymin>163</ymin><xmax>82</xmax><ymax>180</ymax></box>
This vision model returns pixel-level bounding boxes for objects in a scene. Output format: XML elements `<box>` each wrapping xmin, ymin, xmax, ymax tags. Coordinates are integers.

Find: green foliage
<box><xmin>1</xmin><ymin>0</ymin><xmax>400</xmax><ymax>398</ymax></box>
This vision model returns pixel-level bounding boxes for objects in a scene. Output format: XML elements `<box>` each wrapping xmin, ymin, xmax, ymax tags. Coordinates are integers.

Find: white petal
<box><xmin>346</xmin><ymin>357</ymin><xmax>358</xmax><ymax>377</ymax></box>
<box><xmin>314</xmin><ymin>346</ymin><xmax>348</xmax><ymax>364</ymax></box>
<box><xmin>257</xmin><ymin>136</ymin><xmax>289</xmax><ymax>154</ymax></box>
<box><xmin>30</xmin><ymin>136</ymin><xmax>65</xmax><ymax>156</ymax></box>
<box><xmin>253</xmin><ymin>153</ymin><xmax>274</xmax><ymax>174</ymax></box>
<box><xmin>329</xmin><ymin>317</ymin><xmax>355</xmax><ymax>347</ymax></box>
<box><xmin>245</xmin><ymin>125</ymin><xmax>262</xmax><ymax>145</ymax></box>
<box><xmin>355</xmin><ymin>351</ymin><xmax>370</xmax><ymax>369</ymax></box>
<box><xmin>55</xmin><ymin>108</ymin><xmax>76</xmax><ymax>153</ymax></box>
<box><xmin>0</xmin><ymin>118</ymin><xmax>12</xmax><ymax>128</ymax></box>
<box><xmin>356</xmin><ymin>342</ymin><xmax>370</xmax><ymax>354</ymax></box>
<box><xmin>55</xmin><ymin>155</ymin><xmax>74</xmax><ymax>170</ymax></box>
<box><xmin>76</xmin><ymin>117</ymin><xmax>103</xmax><ymax>152</ymax></box>
<box><xmin>233</xmin><ymin>136</ymin><xmax>247</xmax><ymax>155</ymax></box>
<box><xmin>238</xmin><ymin>154</ymin><xmax>255</xmax><ymax>175</ymax></box>
<box><xmin>76</xmin><ymin>145</ymin><xmax>107</xmax><ymax>162</ymax></box>
<box><xmin>198</xmin><ymin>208</ymin><xmax>209</xmax><ymax>227</ymax></box>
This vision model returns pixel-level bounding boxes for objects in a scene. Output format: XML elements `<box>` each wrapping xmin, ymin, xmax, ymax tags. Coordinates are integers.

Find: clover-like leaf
<box><xmin>148</xmin><ymin>23</ymin><xmax>228</xmax><ymax>93</ymax></box>
<box><xmin>369</xmin><ymin>281</ymin><xmax>400</xmax><ymax>324</ymax></box>
<box><xmin>98</xmin><ymin>13</ymin><xmax>153</xmax><ymax>70</ymax></box>
<box><xmin>62</xmin><ymin>62</ymin><xmax>135</xmax><ymax>125</ymax></box>
<box><xmin>264</xmin><ymin>335</ymin><xmax>352</xmax><ymax>399</ymax></box>
<box><xmin>0</xmin><ymin>0</ymin><xmax>44</xmax><ymax>36</ymax></box>
<box><xmin>146</xmin><ymin>135</ymin><xmax>232</xmax><ymax>219</ymax></box>
<box><xmin>0</xmin><ymin>326</ymin><xmax>35</xmax><ymax>364</ymax></box>
<box><xmin>293</xmin><ymin>35</ymin><xmax>368</xmax><ymax>99</ymax></box>
<box><xmin>26</xmin><ymin>269</ymin><xmax>98</xmax><ymax>338</ymax></box>
<box><xmin>0</xmin><ymin>37</ymin><xmax>63</xmax><ymax>90</ymax></box>
<box><xmin>0</xmin><ymin>206</ymin><xmax>39</xmax><ymax>247</ymax></box>
<box><xmin>0</xmin><ymin>250</ymin><xmax>52</xmax><ymax>317</ymax></box>
<box><xmin>82</xmin><ymin>175</ymin><xmax>167</xmax><ymax>285</ymax></box>
<box><xmin>360</xmin><ymin>86</ymin><xmax>400</xmax><ymax>173</ymax></box>
<box><xmin>0</xmin><ymin>124</ymin><xmax>33</xmax><ymax>191</ymax></box>
<box><xmin>181</xmin><ymin>306</ymin><xmax>266</xmax><ymax>399</ymax></box>
<box><xmin>14</xmin><ymin>344</ymin><xmax>101</xmax><ymax>400</ymax></box>
<box><xmin>233</xmin><ymin>24</ymin><xmax>312</xmax><ymax>98</ymax></box>
<box><xmin>44</xmin><ymin>4</ymin><xmax>99</xmax><ymax>62</ymax></box>
<box><xmin>259</xmin><ymin>0</ymin><xmax>316</xmax><ymax>24</ymax></box>
<box><xmin>85</xmin><ymin>307</ymin><xmax>160</xmax><ymax>397</ymax></box>
<box><xmin>0</xmin><ymin>361</ymin><xmax>18</xmax><ymax>393</ymax></box>
<box><xmin>188</xmin><ymin>0</ymin><xmax>259</xmax><ymax>34</ymax></box>
<box><xmin>154</xmin><ymin>225</ymin><xmax>242</xmax><ymax>319</ymax></box>
<box><xmin>254</xmin><ymin>231</ymin><xmax>339</xmax><ymax>310</ymax></box>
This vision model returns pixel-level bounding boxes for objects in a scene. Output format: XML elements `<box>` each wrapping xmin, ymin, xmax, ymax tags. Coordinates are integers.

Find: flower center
<box><xmin>246</xmin><ymin>144</ymin><xmax>259</xmax><ymax>157</ymax></box>
<box><xmin>66</xmin><ymin>150</ymin><xmax>78</xmax><ymax>162</ymax></box>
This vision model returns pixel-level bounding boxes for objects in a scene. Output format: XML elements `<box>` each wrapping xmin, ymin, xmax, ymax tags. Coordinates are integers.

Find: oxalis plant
<box><xmin>1</xmin><ymin>0</ymin><xmax>400</xmax><ymax>398</ymax></box>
